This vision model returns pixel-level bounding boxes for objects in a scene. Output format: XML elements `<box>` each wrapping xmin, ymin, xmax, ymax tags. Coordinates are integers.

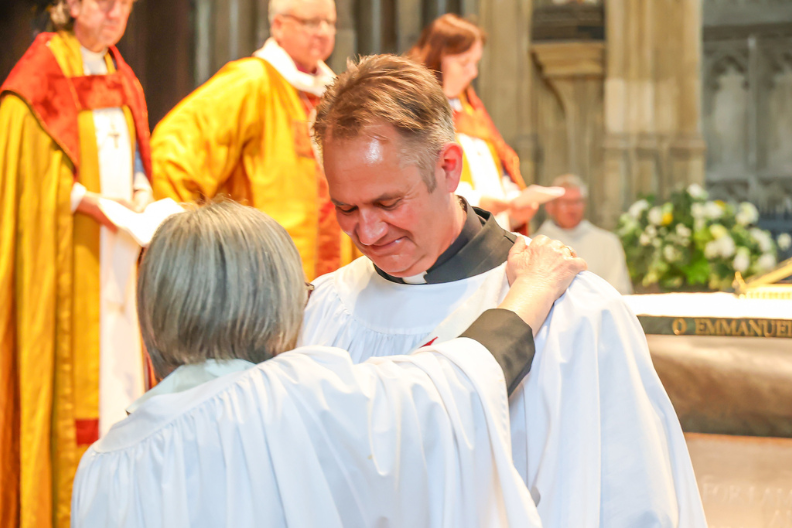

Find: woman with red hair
<box><xmin>409</xmin><ymin>14</ymin><xmax>537</xmax><ymax>231</ymax></box>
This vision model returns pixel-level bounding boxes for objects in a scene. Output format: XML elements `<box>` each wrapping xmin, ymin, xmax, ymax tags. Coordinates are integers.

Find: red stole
<box><xmin>0</xmin><ymin>32</ymin><xmax>152</xmax><ymax>181</ymax></box>
<box><xmin>298</xmin><ymin>91</ymin><xmax>342</xmax><ymax>277</ymax></box>
<box><xmin>453</xmin><ymin>87</ymin><xmax>525</xmax><ymax>189</ymax></box>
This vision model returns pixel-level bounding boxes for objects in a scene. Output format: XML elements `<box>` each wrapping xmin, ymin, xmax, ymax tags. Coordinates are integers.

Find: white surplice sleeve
<box><xmin>71</xmin><ymin>339</ymin><xmax>542</xmax><ymax>528</ymax></box>
<box><xmin>509</xmin><ymin>272</ymin><xmax>707</xmax><ymax>528</ymax></box>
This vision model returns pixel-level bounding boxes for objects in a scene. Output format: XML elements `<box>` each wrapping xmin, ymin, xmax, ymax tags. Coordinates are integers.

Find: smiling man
<box><xmin>300</xmin><ymin>55</ymin><xmax>707</xmax><ymax>528</ymax></box>
<box><xmin>151</xmin><ymin>0</ymin><xmax>349</xmax><ymax>280</ymax></box>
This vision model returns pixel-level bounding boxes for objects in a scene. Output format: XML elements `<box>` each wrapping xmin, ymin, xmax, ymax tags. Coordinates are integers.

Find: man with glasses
<box><xmin>151</xmin><ymin>0</ymin><xmax>349</xmax><ymax>281</ymax></box>
<box><xmin>536</xmin><ymin>174</ymin><xmax>633</xmax><ymax>294</ymax></box>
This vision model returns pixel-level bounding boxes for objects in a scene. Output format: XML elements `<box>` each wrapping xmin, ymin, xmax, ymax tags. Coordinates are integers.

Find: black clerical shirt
<box><xmin>373</xmin><ymin>198</ymin><xmax>534</xmax><ymax>396</ymax></box>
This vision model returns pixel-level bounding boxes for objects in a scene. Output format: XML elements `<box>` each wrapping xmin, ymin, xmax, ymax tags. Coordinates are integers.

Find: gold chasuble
<box><xmin>0</xmin><ymin>32</ymin><xmax>151</xmax><ymax>528</ymax></box>
<box><xmin>152</xmin><ymin>42</ymin><xmax>351</xmax><ymax>281</ymax></box>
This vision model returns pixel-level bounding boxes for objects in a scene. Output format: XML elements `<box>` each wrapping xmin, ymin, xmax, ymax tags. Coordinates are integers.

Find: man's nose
<box><xmin>356</xmin><ymin>210</ymin><xmax>388</xmax><ymax>245</ymax></box>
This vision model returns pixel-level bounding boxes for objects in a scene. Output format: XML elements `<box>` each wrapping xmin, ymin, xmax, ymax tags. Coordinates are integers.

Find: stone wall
<box><xmin>702</xmin><ymin>0</ymin><xmax>792</xmax><ymax>213</ymax></box>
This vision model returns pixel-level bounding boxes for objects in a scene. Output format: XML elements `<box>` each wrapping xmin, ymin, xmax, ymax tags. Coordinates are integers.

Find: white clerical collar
<box><xmin>126</xmin><ymin>359</ymin><xmax>255</xmax><ymax>414</ymax></box>
<box><xmin>79</xmin><ymin>45</ymin><xmax>108</xmax><ymax>75</ymax></box>
<box><xmin>402</xmin><ymin>272</ymin><xmax>428</xmax><ymax>284</ymax></box>
<box><xmin>253</xmin><ymin>38</ymin><xmax>335</xmax><ymax>97</ymax></box>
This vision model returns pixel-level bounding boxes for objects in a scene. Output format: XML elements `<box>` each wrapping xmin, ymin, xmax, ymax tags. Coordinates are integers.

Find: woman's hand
<box><xmin>499</xmin><ymin>236</ymin><xmax>587</xmax><ymax>333</ymax></box>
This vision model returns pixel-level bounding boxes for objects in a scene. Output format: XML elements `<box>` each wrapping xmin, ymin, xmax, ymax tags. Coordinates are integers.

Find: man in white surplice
<box><xmin>300</xmin><ymin>55</ymin><xmax>708</xmax><ymax>527</ymax></box>
<box><xmin>72</xmin><ymin>201</ymin><xmax>587</xmax><ymax>527</ymax></box>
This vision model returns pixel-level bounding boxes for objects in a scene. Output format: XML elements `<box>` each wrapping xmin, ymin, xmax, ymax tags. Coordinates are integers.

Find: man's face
<box><xmin>546</xmin><ymin>186</ymin><xmax>586</xmax><ymax>229</ymax></box>
<box><xmin>271</xmin><ymin>0</ymin><xmax>336</xmax><ymax>72</ymax></box>
<box><xmin>68</xmin><ymin>0</ymin><xmax>133</xmax><ymax>52</ymax></box>
<box><xmin>323</xmin><ymin>124</ymin><xmax>463</xmax><ymax>277</ymax></box>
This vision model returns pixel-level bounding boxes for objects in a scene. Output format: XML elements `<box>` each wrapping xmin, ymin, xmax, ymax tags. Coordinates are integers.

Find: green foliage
<box><xmin>617</xmin><ymin>184</ymin><xmax>778</xmax><ymax>292</ymax></box>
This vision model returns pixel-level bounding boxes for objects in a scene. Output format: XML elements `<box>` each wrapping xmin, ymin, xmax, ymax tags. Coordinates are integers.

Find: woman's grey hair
<box><xmin>137</xmin><ymin>201</ymin><xmax>306</xmax><ymax>379</ymax></box>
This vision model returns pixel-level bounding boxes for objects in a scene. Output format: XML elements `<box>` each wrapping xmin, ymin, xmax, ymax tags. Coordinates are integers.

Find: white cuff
<box><xmin>71</xmin><ymin>182</ymin><xmax>87</xmax><ymax>213</ymax></box>
<box><xmin>133</xmin><ymin>172</ymin><xmax>152</xmax><ymax>192</ymax></box>
<box><xmin>502</xmin><ymin>176</ymin><xmax>521</xmax><ymax>201</ymax></box>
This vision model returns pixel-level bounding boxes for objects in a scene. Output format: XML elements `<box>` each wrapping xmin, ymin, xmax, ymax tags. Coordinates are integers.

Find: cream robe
<box><xmin>300</xmin><ymin>255</ymin><xmax>708</xmax><ymax>528</ymax></box>
<box><xmin>78</xmin><ymin>47</ymin><xmax>145</xmax><ymax>436</ymax></box>
<box><xmin>535</xmin><ymin>219</ymin><xmax>633</xmax><ymax>295</ymax></box>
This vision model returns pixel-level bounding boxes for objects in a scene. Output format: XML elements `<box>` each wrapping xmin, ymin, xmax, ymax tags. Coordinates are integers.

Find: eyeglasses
<box><xmin>305</xmin><ymin>282</ymin><xmax>315</xmax><ymax>306</ymax></box>
<box><xmin>281</xmin><ymin>13</ymin><xmax>337</xmax><ymax>33</ymax></box>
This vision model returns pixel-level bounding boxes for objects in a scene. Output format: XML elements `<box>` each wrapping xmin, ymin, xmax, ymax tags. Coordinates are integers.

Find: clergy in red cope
<box><xmin>70</xmin><ymin>201</ymin><xmax>585</xmax><ymax>527</ymax></box>
<box><xmin>0</xmin><ymin>0</ymin><xmax>153</xmax><ymax>525</ymax></box>
<box><xmin>300</xmin><ymin>54</ymin><xmax>709</xmax><ymax>528</ymax></box>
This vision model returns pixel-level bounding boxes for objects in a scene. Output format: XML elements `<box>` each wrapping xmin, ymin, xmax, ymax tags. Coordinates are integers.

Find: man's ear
<box><xmin>270</xmin><ymin>17</ymin><xmax>283</xmax><ymax>40</ymax></box>
<box><xmin>437</xmin><ymin>142</ymin><xmax>464</xmax><ymax>193</ymax></box>
<box><xmin>66</xmin><ymin>0</ymin><xmax>81</xmax><ymax>18</ymax></box>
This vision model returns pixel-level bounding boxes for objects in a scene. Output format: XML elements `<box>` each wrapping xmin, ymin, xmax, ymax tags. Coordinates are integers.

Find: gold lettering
<box><xmin>704</xmin><ymin>319</ymin><xmax>717</xmax><ymax>335</ymax></box>
<box><xmin>672</xmin><ymin>318</ymin><xmax>687</xmax><ymax>335</ymax></box>
<box><xmin>737</xmin><ymin>320</ymin><xmax>749</xmax><ymax>336</ymax></box>
<box><xmin>779</xmin><ymin>321</ymin><xmax>789</xmax><ymax>338</ymax></box>
<box><xmin>749</xmin><ymin>320</ymin><xmax>763</xmax><ymax>337</ymax></box>
<box><xmin>717</xmin><ymin>319</ymin><xmax>738</xmax><ymax>336</ymax></box>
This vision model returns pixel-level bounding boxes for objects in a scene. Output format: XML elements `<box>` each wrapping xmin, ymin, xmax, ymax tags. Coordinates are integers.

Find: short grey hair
<box><xmin>313</xmin><ymin>54</ymin><xmax>457</xmax><ymax>192</ymax></box>
<box><xmin>137</xmin><ymin>201</ymin><xmax>306</xmax><ymax>379</ymax></box>
<box><xmin>268</xmin><ymin>0</ymin><xmax>295</xmax><ymax>23</ymax></box>
<box><xmin>552</xmin><ymin>173</ymin><xmax>589</xmax><ymax>198</ymax></box>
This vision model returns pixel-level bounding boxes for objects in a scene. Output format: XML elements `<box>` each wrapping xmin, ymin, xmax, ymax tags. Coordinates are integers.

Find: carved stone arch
<box><xmin>705</xmin><ymin>47</ymin><xmax>749</xmax><ymax>92</ymax></box>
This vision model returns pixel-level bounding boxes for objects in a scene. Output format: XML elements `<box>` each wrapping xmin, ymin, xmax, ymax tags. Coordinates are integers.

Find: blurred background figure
<box><xmin>0</xmin><ymin>0</ymin><xmax>152</xmax><ymax>526</ymax></box>
<box><xmin>535</xmin><ymin>174</ymin><xmax>632</xmax><ymax>294</ymax></box>
<box><xmin>408</xmin><ymin>14</ymin><xmax>537</xmax><ymax>232</ymax></box>
<box><xmin>149</xmin><ymin>0</ymin><xmax>352</xmax><ymax>281</ymax></box>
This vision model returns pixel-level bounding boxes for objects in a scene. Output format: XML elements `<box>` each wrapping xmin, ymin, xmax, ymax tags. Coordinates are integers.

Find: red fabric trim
<box><xmin>74</xmin><ymin>419</ymin><xmax>99</xmax><ymax>446</ymax></box>
<box><xmin>109</xmin><ymin>45</ymin><xmax>152</xmax><ymax>181</ymax></box>
<box><xmin>0</xmin><ymin>33</ymin><xmax>152</xmax><ymax>181</ymax></box>
<box><xmin>454</xmin><ymin>87</ymin><xmax>525</xmax><ymax>188</ymax></box>
<box><xmin>421</xmin><ymin>337</ymin><xmax>438</xmax><ymax>348</ymax></box>
<box><xmin>1</xmin><ymin>33</ymin><xmax>81</xmax><ymax>169</ymax></box>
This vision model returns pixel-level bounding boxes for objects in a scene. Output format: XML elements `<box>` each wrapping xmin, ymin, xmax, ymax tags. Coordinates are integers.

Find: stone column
<box><xmin>670</xmin><ymin>0</ymin><xmax>706</xmax><ymax>190</ymax></box>
<box><xmin>602</xmin><ymin>0</ymin><xmax>631</xmax><ymax>229</ymax></box>
<box><xmin>329</xmin><ymin>0</ymin><xmax>357</xmax><ymax>72</ymax></box>
<box><xmin>478</xmin><ymin>0</ymin><xmax>537</xmax><ymax>184</ymax></box>
<box><xmin>533</xmin><ymin>42</ymin><xmax>605</xmax><ymax>222</ymax></box>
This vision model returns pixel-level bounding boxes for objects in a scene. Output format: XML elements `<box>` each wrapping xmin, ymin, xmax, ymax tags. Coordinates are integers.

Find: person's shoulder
<box><xmin>310</xmin><ymin>257</ymin><xmax>373</xmax><ymax>297</ymax></box>
<box><xmin>587</xmin><ymin>221</ymin><xmax>622</xmax><ymax>244</ymax></box>
<box><xmin>563</xmin><ymin>270</ymin><xmax>630</xmax><ymax>318</ymax></box>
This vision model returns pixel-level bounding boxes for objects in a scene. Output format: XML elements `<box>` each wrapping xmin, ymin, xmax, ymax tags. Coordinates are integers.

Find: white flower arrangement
<box><xmin>618</xmin><ymin>184</ymin><xmax>780</xmax><ymax>291</ymax></box>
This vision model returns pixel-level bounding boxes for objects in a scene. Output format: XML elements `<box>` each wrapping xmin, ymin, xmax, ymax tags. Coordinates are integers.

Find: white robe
<box><xmin>73</xmin><ymin>47</ymin><xmax>147</xmax><ymax>436</ymax></box>
<box><xmin>535</xmin><ymin>219</ymin><xmax>633</xmax><ymax>295</ymax></box>
<box><xmin>71</xmin><ymin>340</ymin><xmax>541</xmax><ymax>528</ymax></box>
<box><xmin>300</xmin><ymin>256</ymin><xmax>708</xmax><ymax>528</ymax></box>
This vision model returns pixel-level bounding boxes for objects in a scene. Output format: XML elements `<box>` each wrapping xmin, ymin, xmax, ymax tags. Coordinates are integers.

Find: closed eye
<box><xmin>336</xmin><ymin>204</ymin><xmax>357</xmax><ymax>214</ymax></box>
<box><xmin>377</xmin><ymin>200</ymin><xmax>401</xmax><ymax>210</ymax></box>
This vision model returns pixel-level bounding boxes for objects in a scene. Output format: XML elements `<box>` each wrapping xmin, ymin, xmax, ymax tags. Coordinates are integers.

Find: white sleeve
<box><xmin>71</xmin><ymin>182</ymin><xmax>87</xmax><ymax>213</ymax></box>
<box><xmin>133</xmin><ymin>148</ymin><xmax>152</xmax><ymax>192</ymax></box>
<box><xmin>455</xmin><ymin>182</ymin><xmax>483</xmax><ymax>207</ymax></box>
<box><xmin>509</xmin><ymin>273</ymin><xmax>706</xmax><ymax>527</ymax></box>
<box><xmin>133</xmin><ymin>172</ymin><xmax>152</xmax><ymax>193</ymax></box>
<box><xmin>502</xmin><ymin>176</ymin><xmax>521</xmax><ymax>201</ymax></box>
